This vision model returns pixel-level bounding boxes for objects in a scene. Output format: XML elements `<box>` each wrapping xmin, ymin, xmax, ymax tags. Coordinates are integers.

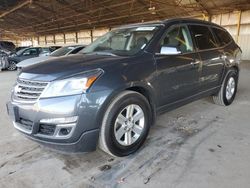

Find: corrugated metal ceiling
<box><xmin>0</xmin><ymin>0</ymin><xmax>250</xmax><ymax>39</ymax></box>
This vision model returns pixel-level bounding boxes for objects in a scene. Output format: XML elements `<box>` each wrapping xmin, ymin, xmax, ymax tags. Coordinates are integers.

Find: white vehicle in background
<box><xmin>17</xmin><ymin>45</ymin><xmax>85</xmax><ymax>70</ymax></box>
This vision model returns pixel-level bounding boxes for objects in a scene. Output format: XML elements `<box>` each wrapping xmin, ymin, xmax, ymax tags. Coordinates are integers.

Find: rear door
<box><xmin>154</xmin><ymin>24</ymin><xmax>201</xmax><ymax>107</ymax></box>
<box><xmin>189</xmin><ymin>25</ymin><xmax>225</xmax><ymax>91</ymax></box>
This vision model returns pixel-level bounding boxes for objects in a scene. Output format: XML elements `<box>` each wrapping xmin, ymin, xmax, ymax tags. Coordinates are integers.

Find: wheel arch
<box><xmin>230</xmin><ymin>65</ymin><xmax>239</xmax><ymax>72</ymax></box>
<box><xmin>125</xmin><ymin>85</ymin><xmax>157</xmax><ymax>126</ymax></box>
<box><xmin>220</xmin><ymin>63</ymin><xmax>239</xmax><ymax>86</ymax></box>
<box><xmin>96</xmin><ymin>83</ymin><xmax>157</xmax><ymax>133</ymax></box>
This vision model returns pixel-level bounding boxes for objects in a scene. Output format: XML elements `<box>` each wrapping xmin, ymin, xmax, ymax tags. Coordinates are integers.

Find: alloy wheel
<box><xmin>114</xmin><ymin>104</ymin><xmax>145</xmax><ymax>146</ymax></box>
<box><xmin>8</xmin><ymin>61</ymin><xmax>17</xmax><ymax>71</ymax></box>
<box><xmin>226</xmin><ymin>77</ymin><xmax>235</xmax><ymax>100</ymax></box>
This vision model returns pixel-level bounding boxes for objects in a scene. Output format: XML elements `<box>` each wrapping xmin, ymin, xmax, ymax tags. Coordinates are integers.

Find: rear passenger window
<box><xmin>190</xmin><ymin>25</ymin><xmax>217</xmax><ymax>50</ymax></box>
<box><xmin>212</xmin><ymin>28</ymin><xmax>232</xmax><ymax>46</ymax></box>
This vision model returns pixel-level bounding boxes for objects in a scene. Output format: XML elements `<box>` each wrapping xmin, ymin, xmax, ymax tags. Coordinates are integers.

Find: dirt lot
<box><xmin>0</xmin><ymin>62</ymin><xmax>250</xmax><ymax>188</ymax></box>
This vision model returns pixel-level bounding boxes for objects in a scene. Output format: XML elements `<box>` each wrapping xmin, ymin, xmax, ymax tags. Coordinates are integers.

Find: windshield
<box><xmin>16</xmin><ymin>48</ymin><xmax>28</xmax><ymax>56</ymax></box>
<box><xmin>80</xmin><ymin>26</ymin><xmax>160</xmax><ymax>56</ymax></box>
<box><xmin>50</xmin><ymin>46</ymin><xmax>76</xmax><ymax>57</ymax></box>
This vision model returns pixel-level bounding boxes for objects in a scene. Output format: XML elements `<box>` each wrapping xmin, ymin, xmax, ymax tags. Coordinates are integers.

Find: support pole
<box><xmin>63</xmin><ymin>33</ymin><xmax>66</xmax><ymax>44</ymax></box>
<box><xmin>75</xmin><ymin>32</ymin><xmax>78</xmax><ymax>43</ymax></box>
<box><xmin>220</xmin><ymin>13</ymin><xmax>222</xmax><ymax>25</ymax></box>
<box><xmin>53</xmin><ymin>35</ymin><xmax>56</xmax><ymax>44</ymax></box>
<box><xmin>90</xmin><ymin>30</ymin><xmax>93</xmax><ymax>43</ymax></box>
<box><xmin>236</xmin><ymin>10</ymin><xmax>242</xmax><ymax>43</ymax></box>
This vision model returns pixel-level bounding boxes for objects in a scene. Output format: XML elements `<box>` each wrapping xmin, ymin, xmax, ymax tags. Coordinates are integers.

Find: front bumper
<box><xmin>7</xmin><ymin>90</ymin><xmax>111</xmax><ymax>152</ymax></box>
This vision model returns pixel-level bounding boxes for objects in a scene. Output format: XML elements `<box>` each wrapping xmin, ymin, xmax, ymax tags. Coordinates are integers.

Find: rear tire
<box><xmin>99</xmin><ymin>91</ymin><xmax>152</xmax><ymax>157</ymax></box>
<box><xmin>213</xmin><ymin>69</ymin><xmax>238</xmax><ymax>106</ymax></box>
<box><xmin>7</xmin><ymin>60</ymin><xmax>17</xmax><ymax>71</ymax></box>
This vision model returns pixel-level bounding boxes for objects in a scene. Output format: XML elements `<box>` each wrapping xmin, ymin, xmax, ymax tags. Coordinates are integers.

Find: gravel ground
<box><xmin>0</xmin><ymin>61</ymin><xmax>249</xmax><ymax>188</ymax></box>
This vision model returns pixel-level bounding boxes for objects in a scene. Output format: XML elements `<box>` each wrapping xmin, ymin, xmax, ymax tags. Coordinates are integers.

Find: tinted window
<box><xmin>159</xmin><ymin>25</ymin><xmax>194</xmax><ymax>54</ymax></box>
<box><xmin>16</xmin><ymin>48</ymin><xmax>28</xmax><ymax>56</ymax></box>
<box><xmin>70</xmin><ymin>46</ymin><xmax>84</xmax><ymax>54</ymax></box>
<box><xmin>41</xmin><ymin>48</ymin><xmax>51</xmax><ymax>53</ymax></box>
<box><xmin>22</xmin><ymin>48</ymin><xmax>38</xmax><ymax>56</ymax></box>
<box><xmin>190</xmin><ymin>25</ymin><xmax>217</xmax><ymax>50</ymax></box>
<box><xmin>212</xmin><ymin>27</ymin><xmax>232</xmax><ymax>46</ymax></box>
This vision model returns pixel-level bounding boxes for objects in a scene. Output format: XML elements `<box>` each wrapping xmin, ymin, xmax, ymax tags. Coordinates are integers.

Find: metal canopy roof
<box><xmin>0</xmin><ymin>0</ymin><xmax>250</xmax><ymax>40</ymax></box>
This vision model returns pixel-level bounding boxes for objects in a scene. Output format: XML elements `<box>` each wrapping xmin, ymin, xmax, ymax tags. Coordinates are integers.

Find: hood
<box><xmin>20</xmin><ymin>54</ymin><xmax>129</xmax><ymax>81</ymax></box>
<box><xmin>17</xmin><ymin>56</ymin><xmax>52</xmax><ymax>68</ymax></box>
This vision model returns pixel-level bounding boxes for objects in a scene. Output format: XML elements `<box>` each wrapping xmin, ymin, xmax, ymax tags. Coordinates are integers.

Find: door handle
<box><xmin>190</xmin><ymin>61</ymin><xmax>200</xmax><ymax>66</ymax></box>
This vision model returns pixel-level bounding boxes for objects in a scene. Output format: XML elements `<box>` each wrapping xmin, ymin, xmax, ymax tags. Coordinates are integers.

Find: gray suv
<box><xmin>7</xmin><ymin>18</ymin><xmax>241</xmax><ymax>157</ymax></box>
<box><xmin>6</xmin><ymin>47</ymin><xmax>52</xmax><ymax>71</ymax></box>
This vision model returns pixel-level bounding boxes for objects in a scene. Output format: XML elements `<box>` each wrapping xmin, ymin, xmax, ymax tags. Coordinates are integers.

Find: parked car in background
<box><xmin>49</xmin><ymin>46</ymin><xmax>62</xmax><ymax>52</ymax></box>
<box><xmin>0</xmin><ymin>41</ymin><xmax>15</xmax><ymax>71</ymax></box>
<box><xmin>7</xmin><ymin>18</ymin><xmax>241</xmax><ymax>157</ymax></box>
<box><xmin>15</xmin><ymin>46</ymin><xmax>30</xmax><ymax>53</ymax></box>
<box><xmin>17</xmin><ymin>45</ymin><xmax>85</xmax><ymax>69</ymax></box>
<box><xmin>3</xmin><ymin>47</ymin><xmax>54</xmax><ymax>71</ymax></box>
<box><xmin>0</xmin><ymin>41</ymin><xmax>16</xmax><ymax>52</ymax></box>
<box><xmin>0</xmin><ymin>51</ymin><xmax>9</xmax><ymax>71</ymax></box>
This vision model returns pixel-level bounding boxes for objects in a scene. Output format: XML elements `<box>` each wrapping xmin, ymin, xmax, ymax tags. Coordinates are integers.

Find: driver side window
<box><xmin>23</xmin><ymin>48</ymin><xmax>38</xmax><ymax>56</ymax></box>
<box><xmin>159</xmin><ymin>25</ymin><xmax>194</xmax><ymax>54</ymax></box>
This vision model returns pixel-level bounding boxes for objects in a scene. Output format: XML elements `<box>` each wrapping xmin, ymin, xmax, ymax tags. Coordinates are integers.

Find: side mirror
<box><xmin>159</xmin><ymin>46</ymin><xmax>181</xmax><ymax>55</ymax></box>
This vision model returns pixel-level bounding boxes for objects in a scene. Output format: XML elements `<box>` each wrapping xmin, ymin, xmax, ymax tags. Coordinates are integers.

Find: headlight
<box><xmin>40</xmin><ymin>70</ymin><xmax>102</xmax><ymax>98</ymax></box>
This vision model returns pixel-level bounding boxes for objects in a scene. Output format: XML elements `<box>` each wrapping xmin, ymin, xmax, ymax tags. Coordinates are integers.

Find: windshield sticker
<box><xmin>136</xmin><ymin>27</ymin><xmax>156</xmax><ymax>31</ymax></box>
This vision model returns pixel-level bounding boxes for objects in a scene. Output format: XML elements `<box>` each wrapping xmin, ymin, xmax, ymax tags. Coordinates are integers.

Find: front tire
<box><xmin>213</xmin><ymin>69</ymin><xmax>238</xmax><ymax>106</ymax></box>
<box><xmin>99</xmin><ymin>91</ymin><xmax>152</xmax><ymax>157</ymax></box>
<box><xmin>7</xmin><ymin>60</ymin><xmax>17</xmax><ymax>71</ymax></box>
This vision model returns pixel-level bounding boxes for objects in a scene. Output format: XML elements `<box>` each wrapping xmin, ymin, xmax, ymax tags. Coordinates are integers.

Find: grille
<box><xmin>14</xmin><ymin>78</ymin><xmax>48</xmax><ymax>102</ymax></box>
<box><xmin>38</xmin><ymin>124</ymin><xmax>56</xmax><ymax>136</ymax></box>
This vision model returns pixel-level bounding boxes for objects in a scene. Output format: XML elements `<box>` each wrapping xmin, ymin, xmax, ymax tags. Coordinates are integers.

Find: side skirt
<box><xmin>156</xmin><ymin>86</ymin><xmax>221</xmax><ymax>115</ymax></box>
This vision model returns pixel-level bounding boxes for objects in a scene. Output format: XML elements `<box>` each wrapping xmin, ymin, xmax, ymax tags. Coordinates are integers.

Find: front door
<box><xmin>154</xmin><ymin>24</ymin><xmax>201</xmax><ymax>107</ymax></box>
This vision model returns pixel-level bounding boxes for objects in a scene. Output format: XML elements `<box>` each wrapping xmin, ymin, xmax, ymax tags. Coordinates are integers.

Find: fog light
<box><xmin>59</xmin><ymin>128</ymin><xmax>72</xmax><ymax>136</ymax></box>
<box><xmin>40</xmin><ymin>116</ymin><xmax>78</xmax><ymax>124</ymax></box>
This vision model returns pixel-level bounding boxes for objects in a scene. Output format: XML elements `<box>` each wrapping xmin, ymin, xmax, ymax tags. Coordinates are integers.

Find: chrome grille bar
<box><xmin>14</xmin><ymin>78</ymin><xmax>48</xmax><ymax>102</ymax></box>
